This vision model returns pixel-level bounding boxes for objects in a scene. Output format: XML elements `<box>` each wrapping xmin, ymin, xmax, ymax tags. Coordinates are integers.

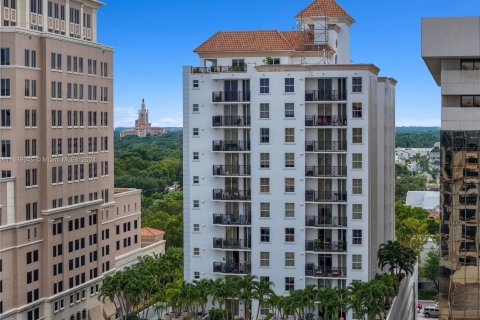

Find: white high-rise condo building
<box><xmin>423</xmin><ymin>17</ymin><xmax>480</xmax><ymax>320</ymax></box>
<box><xmin>183</xmin><ymin>0</ymin><xmax>395</xmax><ymax>314</ymax></box>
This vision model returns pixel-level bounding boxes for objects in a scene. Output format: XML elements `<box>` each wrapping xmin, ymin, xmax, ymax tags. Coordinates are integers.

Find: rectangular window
<box><xmin>285</xmin><ymin>153</ymin><xmax>295</xmax><ymax>168</ymax></box>
<box><xmin>260</xmin><ymin>202</ymin><xmax>270</xmax><ymax>218</ymax></box>
<box><xmin>285</xmin><ymin>78</ymin><xmax>294</xmax><ymax>93</ymax></box>
<box><xmin>352</xmin><ymin>128</ymin><xmax>362</xmax><ymax>144</ymax></box>
<box><xmin>193</xmin><ymin>248</ymin><xmax>200</xmax><ymax>256</ymax></box>
<box><xmin>285</xmin><ymin>228</ymin><xmax>295</xmax><ymax>242</ymax></box>
<box><xmin>285</xmin><ymin>128</ymin><xmax>295</xmax><ymax>143</ymax></box>
<box><xmin>192</xmin><ymin>128</ymin><xmax>199</xmax><ymax>136</ymax></box>
<box><xmin>260</xmin><ymin>128</ymin><xmax>270</xmax><ymax>143</ymax></box>
<box><xmin>193</xmin><ymin>176</ymin><xmax>199</xmax><ymax>185</ymax></box>
<box><xmin>284</xmin><ymin>103</ymin><xmax>294</xmax><ymax>118</ymax></box>
<box><xmin>1</xmin><ymin>79</ymin><xmax>11</xmax><ymax>96</ymax></box>
<box><xmin>285</xmin><ymin>252</ymin><xmax>295</xmax><ymax>267</ymax></box>
<box><xmin>352</xmin><ymin>179</ymin><xmax>362</xmax><ymax>195</ymax></box>
<box><xmin>352</xmin><ymin>153</ymin><xmax>362</xmax><ymax>169</ymax></box>
<box><xmin>0</xmin><ymin>48</ymin><xmax>10</xmax><ymax>65</ymax></box>
<box><xmin>460</xmin><ymin>59</ymin><xmax>480</xmax><ymax>71</ymax></box>
<box><xmin>193</xmin><ymin>224</ymin><xmax>200</xmax><ymax>232</ymax></box>
<box><xmin>193</xmin><ymin>152</ymin><xmax>199</xmax><ymax>160</ymax></box>
<box><xmin>0</xmin><ymin>109</ymin><xmax>11</xmax><ymax>127</ymax></box>
<box><xmin>352</xmin><ymin>102</ymin><xmax>363</xmax><ymax>118</ymax></box>
<box><xmin>461</xmin><ymin>96</ymin><xmax>480</xmax><ymax>108</ymax></box>
<box><xmin>352</xmin><ymin>254</ymin><xmax>362</xmax><ymax>270</ymax></box>
<box><xmin>260</xmin><ymin>227</ymin><xmax>270</xmax><ymax>242</ymax></box>
<box><xmin>285</xmin><ymin>178</ymin><xmax>295</xmax><ymax>193</ymax></box>
<box><xmin>260</xmin><ymin>252</ymin><xmax>270</xmax><ymax>267</ymax></box>
<box><xmin>1</xmin><ymin>140</ymin><xmax>11</xmax><ymax>157</ymax></box>
<box><xmin>285</xmin><ymin>277</ymin><xmax>294</xmax><ymax>291</ymax></box>
<box><xmin>353</xmin><ymin>229</ymin><xmax>363</xmax><ymax>245</ymax></box>
<box><xmin>260</xmin><ymin>78</ymin><xmax>269</xmax><ymax>94</ymax></box>
<box><xmin>285</xmin><ymin>203</ymin><xmax>295</xmax><ymax>218</ymax></box>
<box><xmin>352</xmin><ymin>204</ymin><xmax>362</xmax><ymax>219</ymax></box>
<box><xmin>193</xmin><ymin>80</ymin><xmax>199</xmax><ymax>88</ymax></box>
<box><xmin>259</xmin><ymin>103</ymin><xmax>269</xmax><ymax>118</ymax></box>
<box><xmin>193</xmin><ymin>200</ymin><xmax>199</xmax><ymax>208</ymax></box>
<box><xmin>260</xmin><ymin>153</ymin><xmax>270</xmax><ymax>169</ymax></box>
<box><xmin>352</xmin><ymin>77</ymin><xmax>362</xmax><ymax>93</ymax></box>
<box><xmin>260</xmin><ymin>178</ymin><xmax>270</xmax><ymax>193</ymax></box>
<box><xmin>192</xmin><ymin>104</ymin><xmax>199</xmax><ymax>112</ymax></box>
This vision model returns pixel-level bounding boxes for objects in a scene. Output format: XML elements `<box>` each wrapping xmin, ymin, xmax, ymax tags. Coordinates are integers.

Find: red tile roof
<box><xmin>141</xmin><ymin>227</ymin><xmax>165</xmax><ymax>237</ymax></box>
<box><xmin>295</xmin><ymin>0</ymin><xmax>351</xmax><ymax>19</ymax></box>
<box><xmin>194</xmin><ymin>30</ymin><xmax>333</xmax><ymax>53</ymax></box>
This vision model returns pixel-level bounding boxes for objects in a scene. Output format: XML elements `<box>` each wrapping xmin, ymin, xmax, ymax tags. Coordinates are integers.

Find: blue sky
<box><xmin>97</xmin><ymin>0</ymin><xmax>479</xmax><ymax>128</ymax></box>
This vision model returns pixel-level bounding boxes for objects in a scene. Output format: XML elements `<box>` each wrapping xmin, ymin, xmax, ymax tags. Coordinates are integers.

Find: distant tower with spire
<box><xmin>120</xmin><ymin>99</ymin><xmax>165</xmax><ymax>138</ymax></box>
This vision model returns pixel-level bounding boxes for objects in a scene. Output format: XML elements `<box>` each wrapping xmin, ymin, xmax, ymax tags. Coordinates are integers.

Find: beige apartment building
<box><xmin>0</xmin><ymin>1</ymin><xmax>162</xmax><ymax>319</ymax></box>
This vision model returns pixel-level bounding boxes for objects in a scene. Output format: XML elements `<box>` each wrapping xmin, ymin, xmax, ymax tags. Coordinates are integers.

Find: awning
<box><xmin>103</xmin><ymin>299</ymin><xmax>117</xmax><ymax>319</ymax></box>
<box><xmin>89</xmin><ymin>305</ymin><xmax>103</xmax><ymax>320</ymax></box>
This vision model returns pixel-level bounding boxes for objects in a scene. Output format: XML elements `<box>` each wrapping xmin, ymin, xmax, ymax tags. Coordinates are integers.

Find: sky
<box><xmin>96</xmin><ymin>0</ymin><xmax>480</xmax><ymax>128</ymax></box>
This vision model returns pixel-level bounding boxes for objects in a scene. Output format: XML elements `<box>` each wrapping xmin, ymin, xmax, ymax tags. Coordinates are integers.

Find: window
<box><xmin>193</xmin><ymin>176</ymin><xmax>199</xmax><ymax>185</ymax></box>
<box><xmin>260</xmin><ymin>178</ymin><xmax>270</xmax><ymax>193</ymax></box>
<box><xmin>285</xmin><ymin>128</ymin><xmax>294</xmax><ymax>143</ymax></box>
<box><xmin>260</xmin><ymin>202</ymin><xmax>270</xmax><ymax>218</ymax></box>
<box><xmin>260</xmin><ymin>153</ymin><xmax>270</xmax><ymax>169</ymax></box>
<box><xmin>285</xmin><ymin>252</ymin><xmax>295</xmax><ymax>267</ymax></box>
<box><xmin>193</xmin><ymin>200</ymin><xmax>199</xmax><ymax>208</ymax></box>
<box><xmin>285</xmin><ymin>153</ymin><xmax>295</xmax><ymax>168</ymax></box>
<box><xmin>260</xmin><ymin>252</ymin><xmax>270</xmax><ymax>267</ymax></box>
<box><xmin>352</xmin><ymin>179</ymin><xmax>362</xmax><ymax>194</ymax></box>
<box><xmin>0</xmin><ymin>48</ymin><xmax>10</xmax><ymax>65</ymax></box>
<box><xmin>284</xmin><ymin>103</ymin><xmax>294</xmax><ymax>118</ymax></box>
<box><xmin>285</xmin><ymin>178</ymin><xmax>295</xmax><ymax>193</ymax></box>
<box><xmin>193</xmin><ymin>80</ymin><xmax>199</xmax><ymax>88</ymax></box>
<box><xmin>285</xmin><ymin>277</ymin><xmax>294</xmax><ymax>291</ymax></box>
<box><xmin>352</xmin><ymin>128</ymin><xmax>362</xmax><ymax>144</ymax></box>
<box><xmin>192</xmin><ymin>104</ymin><xmax>199</xmax><ymax>112</ymax></box>
<box><xmin>260</xmin><ymin>227</ymin><xmax>270</xmax><ymax>242</ymax></box>
<box><xmin>285</xmin><ymin>203</ymin><xmax>295</xmax><ymax>218</ymax></box>
<box><xmin>285</xmin><ymin>228</ymin><xmax>295</xmax><ymax>242</ymax></box>
<box><xmin>352</xmin><ymin>204</ymin><xmax>362</xmax><ymax>219</ymax></box>
<box><xmin>352</xmin><ymin>102</ymin><xmax>362</xmax><ymax>118</ymax></box>
<box><xmin>259</xmin><ymin>103</ymin><xmax>269</xmax><ymax>118</ymax></box>
<box><xmin>1</xmin><ymin>79</ymin><xmax>11</xmax><ymax>96</ymax></box>
<box><xmin>193</xmin><ymin>152</ymin><xmax>199</xmax><ymax>160</ymax></box>
<box><xmin>352</xmin><ymin>77</ymin><xmax>362</xmax><ymax>93</ymax></box>
<box><xmin>352</xmin><ymin>254</ymin><xmax>362</xmax><ymax>270</ymax></box>
<box><xmin>260</xmin><ymin>78</ymin><xmax>269</xmax><ymax>94</ymax></box>
<box><xmin>461</xmin><ymin>96</ymin><xmax>480</xmax><ymax>108</ymax></box>
<box><xmin>352</xmin><ymin>153</ymin><xmax>362</xmax><ymax>169</ymax></box>
<box><xmin>285</xmin><ymin>78</ymin><xmax>294</xmax><ymax>93</ymax></box>
<box><xmin>193</xmin><ymin>128</ymin><xmax>199</xmax><ymax>136</ymax></box>
<box><xmin>0</xmin><ymin>109</ymin><xmax>11</xmax><ymax>127</ymax></box>
<box><xmin>193</xmin><ymin>248</ymin><xmax>200</xmax><ymax>256</ymax></box>
<box><xmin>461</xmin><ymin>59</ymin><xmax>480</xmax><ymax>71</ymax></box>
<box><xmin>1</xmin><ymin>140</ymin><xmax>11</xmax><ymax>157</ymax></box>
<box><xmin>260</xmin><ymin>128</ymin><xmax>270</xmax><ymax>143</ymax></box>
<box><xmin>193</xmin><ymin>224</ymin><xmax>200</xmax><ymax>232</ymax></box>
<box><xmin>232</xmin><ymin>59</ymin><xmax>245</xmax><ymax>67</ymax></box>
<box><xmin>353</xmin><ymin>229</ymin><xmax>363</xmax><ymax>245</ymax></box>
<box><xmin>194</xmin><ymin>272</ymin><xmax>200</xmax><ymax>279</ymax></box>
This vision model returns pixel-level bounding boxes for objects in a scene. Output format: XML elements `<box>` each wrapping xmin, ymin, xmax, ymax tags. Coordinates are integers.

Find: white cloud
<box><xmin>396</xmin><ymin>118</ymin><xmax>440</xmax><ymax>127</ymax></box>
<box><xmin>114</xmin><ymin>107</ymin><xmax>137</xmax><ymax>127</ymax></box>
<box><xmin>151</xmin><ymin>117</ymin><xmax>183</xmax><ymax>127</ymax></box>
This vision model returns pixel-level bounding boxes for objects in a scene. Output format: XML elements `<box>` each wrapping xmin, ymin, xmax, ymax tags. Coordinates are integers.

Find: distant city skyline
<box><xmin>97</xmin><ymin>0</ymin><xmax>477</xmax><ymax>128</ymax></box>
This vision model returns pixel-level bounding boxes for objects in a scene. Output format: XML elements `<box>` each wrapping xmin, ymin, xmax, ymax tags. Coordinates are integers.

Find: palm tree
<box><xmin>377</xmin><ymin>240</ymin><xmax>417</xmax><ymax>280</ymax></box>
<box><xmin>239</xmin><ymin>274</ymin><xmax>257</xmax><ymax>320</ymax></box>
<box><xmin>253</xmin><ymin>278</ymin><xmax>274</xmax><ymax>320</ymax></box>
<box><xmin>348</xmin><ymin>281</ymin><xmax>368</xmax><ymax>320</ymax></box>
<box><xmin>301</xmin><ymin>285</ymin><xmax>317</xmax><ymax>319</ymax></box>
<box><xmin>194</xmin><ymin>279</ymin><xmax>213</xmax><ymax>316</ymax></box>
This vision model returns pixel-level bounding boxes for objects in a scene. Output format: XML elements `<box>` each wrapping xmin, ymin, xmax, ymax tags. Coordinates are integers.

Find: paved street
<box><xmin>417</xmin><ymin>300</ymin><xmax>438</xmax><ymax>319</ymax></box>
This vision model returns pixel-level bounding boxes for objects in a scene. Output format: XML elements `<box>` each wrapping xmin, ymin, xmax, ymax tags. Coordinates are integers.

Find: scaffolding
<box><xmin>298</xmin><ymin>15</ymin><xmax>330</xmax><ymax>64</ymax></box>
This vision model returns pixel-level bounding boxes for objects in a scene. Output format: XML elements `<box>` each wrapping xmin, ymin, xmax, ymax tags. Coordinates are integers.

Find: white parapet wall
<box><xmin>386</xmin><ymin>262</ymin><xmax>419</xmax><ymax>320</ymax></box>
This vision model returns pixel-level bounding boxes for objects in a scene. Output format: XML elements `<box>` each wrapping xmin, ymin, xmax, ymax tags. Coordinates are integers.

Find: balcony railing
<box><xmin>212</xmin><ymin>116</ymin><xmax>251</xmax><ymax>127</ymax></box>
<box><xmin>305</xmin><ymin>90</ymin><xmax>347</xmax><ymax>102</ymax></box>
<box><xmin>305</xmin><ymin>216</ymin><xmax>347</xmax><ymax>228</ymax></box>
<box><xmin>305</xmin><ymin>190</ymin><xmax>347</xmax><ymax>203</ymax></box>
<box><xmin>191</xmin><ymin>65</ymin><xmax>247</xmax><ymax>73</ymax></box>
<box><xmin>212</xmin><ymin>91</ymin><xmax>251</xmax><ymax>103</ymax></box>
<box><xmin>213</xmin><ymin>214</ymin><xmax>251</xmax><ymax>226</ymax></box>
<box><xmin>213</xmin><ymin>237</ymin><xmax>251</xmax><ymax>250</ymax></box>
<box><xmin>305</xmin><ymin>115</ymin><xmax>348</xmax><ymax>127</ymax></box>
<box><xmin>305</xmin><ymin>240</ymin><xmax>347</xmax><ymax>252</ymax></box>
<box><xmin>213</xmin><ymin>262</ymin><xmax>251</xmax><ymax>274</ymax></box>
<box><xmin>213</xmin><ymin>165</ymin><xmax>251</xmax><ymax>176</ymax></box>
<box><xmin>212</xmin><ymin>140</ymin><xmax>251</xmax><ymax>152</ymax></box>
<box><xmin>213</xmin><ymin>189</ymin><xmax>251</xmax><ymax>201</ymax></box>
<box><xmin>305</xmin><ymin>264</ymin><xmax>347</xmax><ymax>278</ymax></box>
<box><xmin>305</xmin><ymin>141</ymin><xmax>347</xmax><ymax>152</ymax></box>
<box><xmin>305</xmin><ymin>166</ymin><xmax>347</xmax><ymax>177</ymax></box>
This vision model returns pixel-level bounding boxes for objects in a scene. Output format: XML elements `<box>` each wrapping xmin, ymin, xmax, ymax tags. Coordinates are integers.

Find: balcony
<box><xmin>305</xmin><ymin>90</ymin><xmax>347</xmax><ymax>102</ymax></box>
<box><xmin>305</xmin><ymin>264</ymin><xmax>347</xmax><ymax>278</ymax></box>
<box><xmin>305</xmin><ymin>141</ymin><xmax>347</xmax><ymax>152</ymax></box>
<box><xmin>212</xmin><ymin>140</ymin><xmax>250</xmax><ymax>152</ymax></box>
<box><xmin>213</xmin><ymin>262</ymin><xmax>251</xmax><ymax>274</ymax></box>
<box><xmin>305</xmin><ymin>240</ymin><xmax>347</xmax><ymax>253</ymax></box>
<box><xmin>191</xmin><ymin>65</ymin><xmax>247</xmax><ymax>73</ymax></box>
<box><xmin>213</xmin><ymin>189</ymin><xmax>251</xmax><ymax>201</ymax></box>
<box><xmin>305</xmin><ymin>216</ymin><xmax>347</xmax><ymax>228</ymax></box>
<box><xmin>213</xmin><ymin>214</ymin><xmax>251</xmax><ymax>226</ymax></box>
<box><xmin>212</xmin><ymin>91</ymin><xmax>251</xmax><ymax>103</ymax></box>
<box><xmin>213</xmin><ymin>165</ymin><xmax>251</xmax><ymax>176</ymax></box>
<box><xmin>212</xmin><ymin>116</ymin><xmax>251</xmax><ymax>127</ymax></box>
<box><xmin>213</xmin><ymin>238</ymin><xmax>251</xmax><ymax>250</ymax></box>
<box><xmin>305</xmin><ymin>115</ymin><xmax>347</xmax><ymax>127</ymax></box>
<box><xmin>305</xmin><ymin>166</ymin><xmax>347</xmax><ymax>177</ymax></box>
<box><xmin>305</xmin><ymin>190</ymin><xmax>347</xmax><ymax>203</ymax></box>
